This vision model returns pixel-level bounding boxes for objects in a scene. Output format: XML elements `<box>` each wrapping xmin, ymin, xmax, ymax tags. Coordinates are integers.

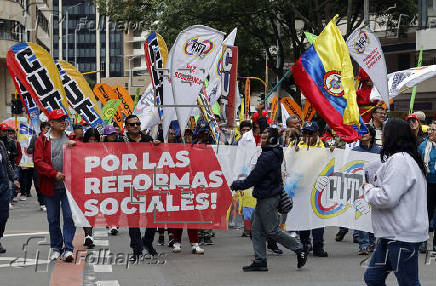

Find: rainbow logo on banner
<box><xmin>184</xmin><ymin>37</ymin><xmax>214</xmax><ymax>57</ymax></box>
<box><xmin>311</xmin><ymin>159</ymin><xmax>366</xmax><ymax>219</ymax></box>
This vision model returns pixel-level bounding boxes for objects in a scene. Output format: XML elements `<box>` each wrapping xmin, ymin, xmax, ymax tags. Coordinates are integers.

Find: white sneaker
<box><xmin>9</xmin><ymin>203</ymin><xmax>14</xmax><ymax>210</ymax></box>
<box><xmin>110</xmin><ymin>227</ymin><xmax>118</xmax><ymax>235</ymax></box>
<box><xmin>172</xmin><ymin>242</ymin><xmax>182</xmax><ymax>253</ymax></box>
<box><xmin>19</xmin><ymin>196</ymin><xmax>27</xmax><ymax>201</ymax></box>
<box><xmin>83</xmin><ymin>236</ymin><xmax>95</xmax><ymax>248</ymax></box>
<box><xmin>40</xmin><ymin>205</ymin><xmax>47</xmax><ymax>212</ymax></box>
<box><xmin>191</xmin><ymin>243</ymin><xmax>204</xmax><ymax>255</ymax></box>
<box><xmin>49</xmin><ymin>250</ymin><xmax>61</xmax><ymax>261</ymax></box>
<box><xmin>63</xmin><ymin>251</ymin><xmax>74</xmax><ymax>262</ymax></box>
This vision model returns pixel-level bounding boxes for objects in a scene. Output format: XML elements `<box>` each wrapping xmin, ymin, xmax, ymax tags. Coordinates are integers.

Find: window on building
<box><xmin>0</xmin><ymin>19</ymin><xmax>24</xmax><ymax>41</ymax></box>
<box><xmin>133</xmin><ymin>42</ymin><xmax>142</xmax><ymax>49</ymax></box>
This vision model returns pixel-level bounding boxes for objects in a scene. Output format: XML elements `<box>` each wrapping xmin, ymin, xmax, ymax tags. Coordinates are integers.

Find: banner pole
<box><xmin>14</xmin><ymin>90</ymin><xmax>18</xmax><ymax>131</ymax></box>
<box><xmin>262</xmin><ymin>69</ymin><xmax>291</xmax><ymax>104</ymax></box>
<box><xmin>409</xmin><ymin>46</ymin><xmax>423</xmax><ymax>114</ymax></box>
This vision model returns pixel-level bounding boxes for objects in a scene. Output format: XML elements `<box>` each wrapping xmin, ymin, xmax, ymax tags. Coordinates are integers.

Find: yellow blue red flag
<box><xmin>292</xmin><ymin>15</ymin><xmax>366</xmax><ymax>142</ymax></box>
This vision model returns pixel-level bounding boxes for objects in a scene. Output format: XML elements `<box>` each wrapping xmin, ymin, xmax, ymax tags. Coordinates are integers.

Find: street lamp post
<box><xmin>65</xmin><ymin>3</ymin><xmax>83</xmax><ymax>62</ymax></box>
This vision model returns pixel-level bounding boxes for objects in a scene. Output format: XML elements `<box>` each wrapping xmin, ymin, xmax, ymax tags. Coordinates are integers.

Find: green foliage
<box><xmin>95</xmin><ymin>0</ymin><xmax>417</xmax><ymax>94</ymax></box>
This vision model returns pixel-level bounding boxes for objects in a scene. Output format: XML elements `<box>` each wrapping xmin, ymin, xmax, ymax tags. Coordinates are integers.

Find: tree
<box><xmin>96</xmin><ymin>0</ymin><xmax>417</xmax><ymax>101</ymax></box>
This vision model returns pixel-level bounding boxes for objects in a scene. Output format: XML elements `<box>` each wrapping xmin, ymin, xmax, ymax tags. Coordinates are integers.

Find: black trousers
<box><xmin>129</xmin><ymin>228</ymin><xmax>156</xmax><ymax>255</ymax></box>
<box><xmin>33</xmin><ymin>168</ymin><xmax>44</xmax><ymax>206</ymax></box>
<box><xmin>19</xmin><ymin>168</ymin><xmax>33</xmax><ymax>196</ymax></box>
<box><xmin>427</xmin><ymin>183</ymin><xmax>436</xmax><ymax>244</ymax></box>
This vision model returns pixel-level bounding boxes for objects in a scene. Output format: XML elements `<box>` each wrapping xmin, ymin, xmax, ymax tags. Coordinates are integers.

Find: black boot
<box><xmin>242</xmin><ymin>260</ymin><xmax>268</xmax><ymax>272</ymax></box>
<box><xmin>296</xmin><ymin>250</ymin><xmax>307</xmax><ymax>268</ymax></box>
<box><xmin>267</xmin><ymin>240</ymin><xmax>283</xmax><ymax>255</ymax></box>
<box><xmin>313</xmin><ymin>247</ymin><xmax>328</xmax><ymax>257</ymax></box>
<box><xmin>0</xmin><ymin>242</ymin><xmax>5</xmax><ymax>254</ymax></box>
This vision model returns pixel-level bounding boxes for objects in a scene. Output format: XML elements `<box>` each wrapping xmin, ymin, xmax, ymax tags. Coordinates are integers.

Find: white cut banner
<box><xmin>347</xmin><ymin>26</ymin><xmax>389</xmax><ymax>106</ymax></box>
<box><xmin>163</xmin><ymin>25</ymin><xmax>225</xmax><ymax>139</ymax></box>
<box><xmin>213</xmin><ymin>146</ymin><xmax>378</xmax><ymax>232</ymax></box>
<box><xmin>370</xmin><ymin>65</ymin><xmax>436</xmax><ymax>101</ymax></box>
<box><xmin>207</xmin><ymin>28</ymin><xmax>237</xmax><ymax>106</ymax></box>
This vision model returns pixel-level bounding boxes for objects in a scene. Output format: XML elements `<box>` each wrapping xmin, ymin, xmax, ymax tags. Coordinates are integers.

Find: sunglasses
<box><xmin>127</xmin><ymin>122</ymin><xmax>141</xmax><ymax>127</ymax></box>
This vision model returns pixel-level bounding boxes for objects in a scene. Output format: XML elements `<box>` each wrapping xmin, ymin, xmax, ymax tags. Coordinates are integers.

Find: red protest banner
<box><xmin>64</xmin><ymin>143</ymin><xmax>232</xmax><ymax>229</ymax></box>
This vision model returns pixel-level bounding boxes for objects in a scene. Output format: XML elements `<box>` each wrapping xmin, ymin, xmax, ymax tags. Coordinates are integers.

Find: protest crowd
<box><xmin>1</xmin><ymin>15</ymin><xmax>436</xmax><ymax>286</ymax></box>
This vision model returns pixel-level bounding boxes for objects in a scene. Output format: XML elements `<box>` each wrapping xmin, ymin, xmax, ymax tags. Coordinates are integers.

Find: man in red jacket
<box><xmin>34</xmin><ymin>109</ymin><xmax>76</xmax><ymax>262</ymax></box>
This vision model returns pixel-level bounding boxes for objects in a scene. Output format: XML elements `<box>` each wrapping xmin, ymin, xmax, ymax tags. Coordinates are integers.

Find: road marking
<box><xmin>93</xmin><ymin>265</ymin><xmax>113</xmax><ymax>272</ymax></box>
<box><xmin>94</xmin><ymin>231</ymin><xmax>108</xmax><ymax>238</ymax></box>
<box><xmin>96</xmin><ymin>281</ymin><xmax>120</xmax><ymax>286</ymax></box>
<box><xmin>3</xmin><ymin>231</ymin><xmax>48</xmax><ymax>237</ymax></box>
<box><xmin>94</xmin><ymin>240</ymin><xmax>109</xmax><ymax>246</ymax></box>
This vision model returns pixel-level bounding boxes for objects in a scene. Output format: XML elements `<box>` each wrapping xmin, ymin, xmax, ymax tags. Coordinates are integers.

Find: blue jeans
<box><xmin>359</xmin><ymin>231</ymin><xmax>376</xmax><ymax>250</ymax></box>
<box><xmin>44</xmin><ymin>189</ymin><xmax>76</xmax><ymax>252</ymax></box>
<box><xmin>339</xmin><ymin>227</ymin><xmax>359</xmax><ymax>237</ymax></box>
<box><xmin>364</xmin><ymin>239</ymin><xmax>421</xmax><ymax>286</ymax></box>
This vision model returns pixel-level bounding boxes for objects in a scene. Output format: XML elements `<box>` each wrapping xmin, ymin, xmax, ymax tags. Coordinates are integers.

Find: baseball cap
<box><xmin>103</xmin><ymin>124</ymin><xmax>117</xmax><ymax>135</ymax></box>
<box><xmin>196</xmin><ymin>119</ymin><xmax>210</xmax><ymax>133</ymax></box>
<box><xmin>302</xmin><ymin>121</ymin><xmax>319</xmax><ymax>132</ymax></box>
<box><xmin>405</xmin><ymin>114</ymin><xmax>419</xmax><ymax>122</ymax></box>
<box><xmin>0</xmin><ymin>123</ymin><xmax>9</xmax><ymax>130</ymax></box>
<box><xmin>412</xmin><ymin>111</ymin><xmax>426</xmax><ymax>122</ymax></box>
<box><xmin>48</xmin><ymin>109</ymin><xmax>67</xmax><ymax>120</ymax></box>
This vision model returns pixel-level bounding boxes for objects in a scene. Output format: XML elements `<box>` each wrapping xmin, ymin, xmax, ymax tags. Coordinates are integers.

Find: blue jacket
<box><xmin>352</xmin><ymin>144</ymin><xmax>381</xmax><ymax>154</ymax></box>
<box><xmin>231</xmin><ymin>145</ymin><xmax>283</xmax><ymax>199</ymax></box>
<box><xmin>418</xmin><ymin>140</ymin><xmax>436</xmax><ymax>183</ymax></box>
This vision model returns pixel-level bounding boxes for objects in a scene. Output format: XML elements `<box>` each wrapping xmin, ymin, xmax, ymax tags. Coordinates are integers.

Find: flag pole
<box><xmin>409</xmin><ymin>46</ymin><xmax>424</xmax><ymax>114</ymax></box>
<box><xmin>261</xmin><ymin>69</ymin><xmax>291</xmax><ymax>104</ymax></box>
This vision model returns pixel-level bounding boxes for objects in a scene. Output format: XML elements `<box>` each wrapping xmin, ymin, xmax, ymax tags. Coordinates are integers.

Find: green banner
<box><xmin>101</xmin><ymin>99</ymin><xmax>122</xmax><ymax>124</ymax></box>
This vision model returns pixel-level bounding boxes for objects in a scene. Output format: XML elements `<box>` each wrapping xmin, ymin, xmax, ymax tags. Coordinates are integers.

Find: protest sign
<box><xmin>64</xmin><ymin>143</ymin><xmax>233</xmax><ymax>229</ymax></box>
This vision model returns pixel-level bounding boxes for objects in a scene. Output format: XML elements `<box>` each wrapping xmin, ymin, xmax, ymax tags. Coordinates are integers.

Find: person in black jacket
<box><xmin>231</xmin><ymin>126</ymin><xmax>307</xmax><ymax>271</ymax></box>
<box><xmin>0</xmin><ymin>139</ymin><xmax>20</xmax><ymax>253</ymax></box>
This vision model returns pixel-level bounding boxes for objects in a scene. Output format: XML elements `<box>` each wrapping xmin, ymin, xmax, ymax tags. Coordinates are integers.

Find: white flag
<box><xmin>281</xmin><ymin>103</ymin><xmax>291</xmax><ymax>125</ymax></box>
<box><xmin>133</xmin><ymin>83</ymin><xmax>161</xmax><ymax>130</ymax></box>
<box><xmin>207</xmin><ymin>28</ymin><xmax>237</xmax><ymax>106</ymax></box>
<box><xmin>370</xmin><ymin>65</ymin><xmax>436</xmax><ymax>101</ymax></box>
<box><xmin>347</xmin><ymin>27</ymin><xmax>389</xmax><ymax>106</ymax></box>
<box><xmin>162</xmin><ymin>25</ymin><xmax>225</xmax><ymax>139</ymax></box>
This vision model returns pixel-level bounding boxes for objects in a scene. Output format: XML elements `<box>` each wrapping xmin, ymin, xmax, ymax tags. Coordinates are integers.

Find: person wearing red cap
<box><xmin>406</xmin><ymin>114</ymin><xmax>426</xmax><ymax>146</ymax></box>
<box><xmin>34</xmin><ymin>109</ymin><xmax>77</xmax><ymax>262</ymax></box>
<box><xmin>0</xmin><ymin>124</ymin><xmax>20</xmax><ymax>206</ymax></box>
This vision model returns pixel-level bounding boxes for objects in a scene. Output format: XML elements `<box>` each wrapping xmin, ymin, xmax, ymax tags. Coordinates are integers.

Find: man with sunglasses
<box><xmin>291</xmin><ymin>121</ymin><xmax>329</xmax><ymax>257</ymax></box>
<box><xmin>122</xmin><ymin>115</ymin><xmax>160</xmax><ymax>261</ymax></box>
<box><xmin>34</xmin><ymin>109</ymin><xmax>77</xmax><ymax>262</ymax></box>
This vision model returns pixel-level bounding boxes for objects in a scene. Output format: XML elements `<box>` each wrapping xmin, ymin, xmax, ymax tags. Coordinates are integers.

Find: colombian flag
<box><xmin>292</xmin><ymin>15</ymin><xmax>367</xmax><ymax>143</ymax></box>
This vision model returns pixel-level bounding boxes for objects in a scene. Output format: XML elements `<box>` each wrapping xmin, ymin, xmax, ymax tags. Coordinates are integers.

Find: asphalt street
<box><xmin>1</xmin><ymin>191</ymin><xmax>436</xmax><ymax>286</ymax></box>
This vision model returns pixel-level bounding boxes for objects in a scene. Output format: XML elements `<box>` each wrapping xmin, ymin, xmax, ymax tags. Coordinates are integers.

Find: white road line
<box><xmin>93</xmin><ymin>231</ymin><xmax>108</xmax><ymax>238</ymax></box>
<box><xmin>94</xmin><ymin>240</ymin><xmax>109</xmax><ymax>246</ymax></box>
<box><xmin>93</xmin><ymin>265</ymin><xmax>113</xmax><ymax>272</ymax></box>
<box><xmin>3</xmin><ymin>232</ymin><xmax>48</xmax><ymax>237</ymax></box>
<box><xmin>96</xmin><ymin>281</ymin><xmax>120</xmax><ymax>286</ymax></box>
